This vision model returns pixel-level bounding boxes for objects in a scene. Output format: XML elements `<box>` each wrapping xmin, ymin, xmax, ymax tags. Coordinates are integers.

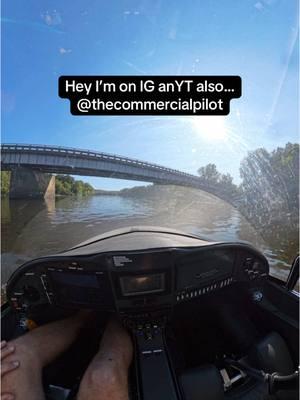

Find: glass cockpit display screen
<box><xmin>50</xmin><ymin>271</ymin><xmax>99</xmax><ymax>288</ymax></box>
<box><xmin>120</xmin><ymin>273</ymin><xmax>165</xmax><ymax>296</ymax></box>
<box><xmin>50</xmin><ymin>271</ymin><xmax>101</xmax><ymax>305</ymax></box>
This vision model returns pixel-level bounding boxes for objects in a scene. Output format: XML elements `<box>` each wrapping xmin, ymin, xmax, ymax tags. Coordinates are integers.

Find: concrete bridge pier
<box><xmin>9</xmin><ymin>167</ymin><xmax>55</xmax><ymax>199</ymax></box>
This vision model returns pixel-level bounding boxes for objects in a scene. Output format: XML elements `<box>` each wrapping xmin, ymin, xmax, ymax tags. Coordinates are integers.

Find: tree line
<box><xmin>55</xmin><ymin>175</ymin><xmax>94</xmax><ymax>196</ymax></box>
<box><xmin>197</xmin><ymin>142</ymin><xmax>299</xmax><ymax>233</ymax></box>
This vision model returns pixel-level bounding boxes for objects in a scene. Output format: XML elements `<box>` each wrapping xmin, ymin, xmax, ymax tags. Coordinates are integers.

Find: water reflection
<box><xmin>1</xmin><ymin>186</ymin><xmax>296</xmax><ymax>284</ymax></box>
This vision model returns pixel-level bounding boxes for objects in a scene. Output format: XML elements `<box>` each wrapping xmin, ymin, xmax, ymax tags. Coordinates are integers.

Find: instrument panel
<box><xmin>6</xmin><ymin>242</ymin><xmax>269</xmax><ymax>318</ymax></box>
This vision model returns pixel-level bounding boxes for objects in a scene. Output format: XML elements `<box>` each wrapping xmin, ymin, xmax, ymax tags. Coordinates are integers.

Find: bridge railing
<box><xmin>2</xmin><ymin>143</ymin><xmax>196</xmax><ymax>179</ymax></box>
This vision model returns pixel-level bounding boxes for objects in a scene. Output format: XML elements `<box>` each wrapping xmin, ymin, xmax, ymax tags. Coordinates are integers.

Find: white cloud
<box><xmin>59</xmin><ymin>47</ymin><xmax>72</xmax><ymax>55</ymax></box>
<box><xmin>123</xmin><ymin>10</ymin><xmax>140</xmax><ymax>16</ymax></box>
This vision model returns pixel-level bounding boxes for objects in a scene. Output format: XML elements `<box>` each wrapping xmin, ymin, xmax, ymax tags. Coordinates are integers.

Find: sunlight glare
<box><xmin>190</xmin><ymin>116</ymin><xmax>228</xmax><ymax>142</ymax></box>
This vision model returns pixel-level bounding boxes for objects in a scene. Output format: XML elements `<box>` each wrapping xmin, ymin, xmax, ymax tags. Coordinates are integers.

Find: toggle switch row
<box><xmin>176</xmin><ymin>277</ymin><xmax>233</xmax><ymax>302</ymax></box>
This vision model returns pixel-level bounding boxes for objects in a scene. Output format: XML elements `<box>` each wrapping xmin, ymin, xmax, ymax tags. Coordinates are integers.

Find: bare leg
<box><xmin>1</xmin><ymin>312</ymin><xmax>89</xmax><ymax>400</ymax></box>
<box><xmin>77</xmin><ymin>317</ymin><xmax>133</xmax><ymax>400</ymax></box>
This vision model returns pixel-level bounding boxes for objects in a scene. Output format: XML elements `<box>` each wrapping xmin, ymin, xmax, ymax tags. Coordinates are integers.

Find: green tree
<box><xmin>197</xmin><ymin>163</ymin><xmax>220</xmax><ymax>184</ymax></box>
<box><xmin>197</xmin><ymin>163</ymin><xmax>239</xmax><ymax>197</ymax></box>
<box><xmin>1</xmin><ymin>171</ymin><xmax>11</xmax><ymax>196</ymax></box>
<box><xmin>55</xmin><ymin>175</ymin><xmax>94</xmax><ymax>196</ymax></box>
<box><xmin>239</xmin><ymin>143</ymin><xmax>299</xmax><ymax>230</ymax></box>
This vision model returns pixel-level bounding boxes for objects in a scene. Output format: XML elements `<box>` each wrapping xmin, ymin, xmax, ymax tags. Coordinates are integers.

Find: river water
<box><xmin>1</xmin><ymin>185</ymin><xmax>295</xmax><ymax>285</ymax></box>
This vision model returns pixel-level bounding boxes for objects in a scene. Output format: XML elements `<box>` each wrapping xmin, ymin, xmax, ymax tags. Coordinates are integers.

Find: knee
<box><xmin>8</xmin><ymin>336</ymin><xmax>42</xmax><ymax>369</ymax></box>
<box><xmin>91</xmin><ymin>362</ymin><xmax>120</xmax><ymax>384</ymax></box>
<box><xmin>1</xmin><ymin>337</ymin><xmax>43</xmax><ymax>398</ymax></box>
<box><xmin>84</xmin><ymin>360</ymin><xmax>126</xmax><ymax>391</ymax></box>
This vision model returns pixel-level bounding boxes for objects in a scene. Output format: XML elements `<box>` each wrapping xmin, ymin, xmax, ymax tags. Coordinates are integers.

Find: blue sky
<box><xmin>2</xmin><ymin>0</ymin><xmax>299</xmax><ymax>189</ymax></box>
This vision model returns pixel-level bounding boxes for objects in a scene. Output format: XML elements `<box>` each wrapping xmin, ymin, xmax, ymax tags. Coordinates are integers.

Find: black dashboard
<box><xmin>6</xmin><ymin>227</ymin><xmax>269</xmax><ymax>320</ymax></box>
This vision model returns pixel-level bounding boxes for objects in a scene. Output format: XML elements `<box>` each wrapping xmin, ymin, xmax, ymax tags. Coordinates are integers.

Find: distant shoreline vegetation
<box><xmin>0</xmin><ymin>173</ymin><xmax>94</xmax><ymax>197</ymax></box>
<box><xmin>55</xmin><ymin>175</ymin><xmax>94</xmax><ymax>196</ymax></box>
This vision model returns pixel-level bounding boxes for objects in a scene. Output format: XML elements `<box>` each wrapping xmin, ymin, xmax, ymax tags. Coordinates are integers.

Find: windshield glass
<box><xmin>1</xmin><ymin>1</ymin><xmax>299</xmax><ymax>285</ymax></box>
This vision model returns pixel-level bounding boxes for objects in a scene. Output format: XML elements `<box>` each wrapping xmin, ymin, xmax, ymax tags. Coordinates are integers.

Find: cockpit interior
<box><xmin>2</xmin><ymin>227</ymin><xmax>299</xmax><ymax>400</ymax></box>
